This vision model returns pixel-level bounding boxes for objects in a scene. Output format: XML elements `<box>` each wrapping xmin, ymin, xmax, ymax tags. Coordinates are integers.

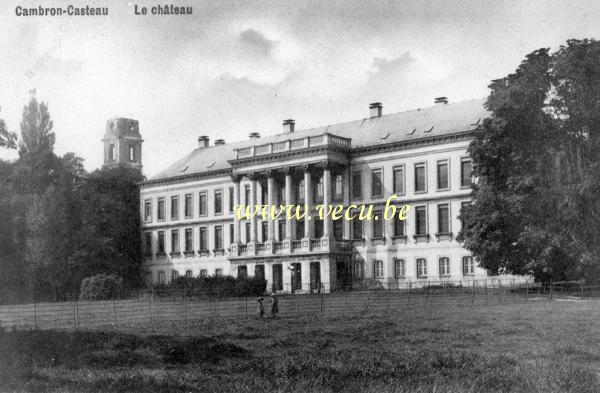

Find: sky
<box><xmin>1</xmin><ymin>0</ymin><xmax>599</xmax><ymax>177</ymax></box>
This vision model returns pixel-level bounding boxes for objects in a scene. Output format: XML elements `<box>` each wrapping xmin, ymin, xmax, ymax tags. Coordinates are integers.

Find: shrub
<box><xmin>80</xmin><ymin>274</ymin><xmax>123</xmax><ymax>300</ymax></box>
<box><xmin>158</xmin><ymin>275</ymin><xmax>267</xmax><ymax>298</ymax></box>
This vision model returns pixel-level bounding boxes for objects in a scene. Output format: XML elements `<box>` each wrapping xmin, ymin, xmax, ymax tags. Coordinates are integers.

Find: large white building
<box><xmin>134</xmin><ymin>97</ymin><xmax>502</xmax><ymax>292</ymax></box>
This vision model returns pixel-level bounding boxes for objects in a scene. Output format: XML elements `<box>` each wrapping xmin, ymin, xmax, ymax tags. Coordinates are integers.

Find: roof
<box><xmin>149</xmin><ymin>98</ymin><xmax>488</xmax><ymax>181</ymax></box>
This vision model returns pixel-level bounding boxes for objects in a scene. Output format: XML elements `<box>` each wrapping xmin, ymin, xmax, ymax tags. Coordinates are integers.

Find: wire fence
<box><xmin>0</xmin><ymin>279</ymin><xmax>593</xmax><ymax>332</ymax></box>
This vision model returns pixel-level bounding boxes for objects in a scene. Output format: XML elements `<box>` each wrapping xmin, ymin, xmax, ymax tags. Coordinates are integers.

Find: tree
<box><xmin>459</xmin><ymin>39</ymin><xmax>600</xmax><ymax>282</ymax></box>
<box><xmin>0</xmin><ymin>109</ymin><xmax>17</xmax><ymax>149</ymax></box>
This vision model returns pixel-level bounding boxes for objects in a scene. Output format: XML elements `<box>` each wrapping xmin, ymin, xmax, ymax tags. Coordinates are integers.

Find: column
<box><xmin>322</xmin><ymin>163</ymin><xmax>332</xmax><ymax>238</ymax></box>
<box><xmin>284</xmin><ymin>167</ymin><xmax>293</xmax><ymax>240</ymax></box>
<box><xmin>267</xmin><ymin>171</ymin><xmax>275</xmax><ymax>241</ymax></box>
<box><xmin>342</xmin><ymin>166</ymin><xmax>351</xmax><ymax>240</ymax></box>
<box><xmin>301</xmin><ymin>260</ymin><xmax>311</xmax><ymax>293</ymax></box>
<box><xmin>303</xmin><ymin>166</ymin><xmax>313</xmax><ymax>239</ymax></box>
<box><xmin>232</xmin><ymin>176</ymin><xmax>241</xmax><ymax>243</ymax></box>
<box><xmin>250</xmin><ymin>174</ymin><xmax>257</xmax><ymax>242</ymax></box>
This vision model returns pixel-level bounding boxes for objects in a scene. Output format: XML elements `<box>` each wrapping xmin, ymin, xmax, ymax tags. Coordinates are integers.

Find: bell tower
<box><xmin>102</xmin><ymin>117</ymin><xmax>143</xmax><ymax>170</ymax></box>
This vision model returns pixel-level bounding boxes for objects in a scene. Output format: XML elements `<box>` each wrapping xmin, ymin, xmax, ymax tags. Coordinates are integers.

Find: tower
<box><xmin>102</xmin><ymin>117</ymin><xmax>143</xmax><ymax>170</ymax></box>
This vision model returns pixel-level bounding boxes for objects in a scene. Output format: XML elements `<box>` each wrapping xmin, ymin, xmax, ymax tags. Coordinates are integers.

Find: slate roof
<box><xmin>149</xmin><ymin>98</ymin><xmax>488</xmax><ymax>181</ymax></box>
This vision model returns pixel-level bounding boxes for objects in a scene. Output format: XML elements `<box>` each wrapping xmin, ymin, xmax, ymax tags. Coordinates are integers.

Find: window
<box><xmin>199</xmin><ymin>227</ymin><xmax>207</xmax><ymax>251</ymax></box>
<box><xmin>171</xmin><ymin>196</ymin><xmax>179</xmax><ymax>220</ymax></box>
<box><xmin>108</xmin><ymin>144</ymin><xmax>115</xmax><ymax>161</ymax></box>
<box><xmin>463</xmin><ymin>256</ymin><xmax>475</xmax><ymax>275</ymax></box>
<box><xmin>185</xmin><ymin>270</ymin><xmax>193</xmax><ymax>278</ymax></box>
<box><xmin>229</xmin><ymin>187</ymin><xmax>234</xmax><ymax>212</ymax></box>
<box><xmin>297</xmin><ymin>180</ymin><xmax>305</xmax><ymax>203</ymax></box>
<box><xmin>415</xmin><ymin>163</ymin><xmax>426</xmax><ymax>193</ymax></box>
<box><xmin>261</xmin><ymin>185</ymin><xmax>268</xmax><ymax>205</ymax></box>
<box><xmin>353</xmin><ymin>261</ymin><xmax>364</xmax><ymax>278</ymax></box>
<box><xmin>158</xmin><ymin>271</ymin><xmax>165</xmax><ymax>284</ymax></box>
<box><xmin>314</xmin><ymin>218</ymin><xmax>323</xmax><ymax>238</ymax></box>
<box><xmin>417</xmin><ymin>258</ymin><xmax>427</xmax><ymax>278</ymax></box>
<box><xmin>371</xmin><ymin>169</ymin><xmax>383</xmax><ymax>198</ymax></box>
<box><xmin>461</xmin><ymin>200</ymin><xmax>471</xmax><ymax>213</ymax></box>
<box><xmin>352</xmin><ymin>215</ymin><xmax>363</xmax><ymax>240</ymax></box>
<box><xmin>394</xmin><ymin>218</ymin><xmax>405</xmax><ymax>237</ymax></box>
<box><xmin>157</xmin><ymin>231</ymin><xmax>165</xmax><ymax>254</ymax></box>
<box><xmin>129</xmin><ymin>146</ymin><xmax>135</xmax><ymax>161</ymax></box>
<box><xmin>415</xmin><ymin>206</ymin><xmax>427</xmax><ymax>235</ymax></box>
<box><xmin>244</xmin><ymin>185</ymin><xmax>251</xmax><ymax>206</ymax></box>
<box><xmin>393</xmin><ymin>166</ymin><xmax>405</xmax><ymax>195</ymax></box>
<box><xmin>198</xmin><ymin>192</ymin><xmax>207</xmax><ymax>216</ymax></box>
<box><xmin>314</xmin><ymin>176</ymin><xmax>324</xmax><ymax>202</ymax></box>
<box><xmin>333</xmin><ymin>219</ymin><xmax>343</xmax><ymax>240</ymax></box>
<box><xmin>214</xmin><ymin>225</ymin><xmax>223</xmax><ymax>250</ymax></box>
<box><xmin>144</xmin><ymin>199</ymin><xmax>152</xmax><ymax>222</ymax></box>
<box><xmin>374</xmin><ymin>260</ymin><xmax>384</xmax><ymax>278</ymax></box>
<box><xmin>372</xmin><ymin>209</ymin><xmax>384</xmax><ymax>238</ymax></box>
<box><xmin>437</xmin><ymin>160</ymin><xmax>449</xmax><ymax>190</ymax></box>
<box><xmin>437</xmin><ymin>204</ymin><xmax>450</xmax><ymax>234</ymax></box>
<box><xmin>184</xmin><ymin>228</ymin><xmax>193</xmax><ymax>252</ymax></box>
<box><xmin>238</xmin><ymin>266</ymin><xmax>248</xmax><ymax>278</ymax></box>
<box><xmin>157</xmin><ymin>198</ymin><xmax>165</xmax><ymax>221</ymax></box>
<box><xmin>296</xmin><ymin>219</ymin><xmax>305</xmax><ymax>239</ymax></box>
<box><xmin>461</xmin><ymin>158</ymin><xmax>472</xmax><ymax>187</ymax></box>
<box><xmin>439</xmin><ymin>257</ymin><xmax>450</xmax><ymax>276</ymax></box>
<box><xmin>334</xmin><ymin>174</ymin><xmax>343</xmax><ymax>200</ymax></box>
<box><xmin>171</xmin><ymin>229</ymin><xmax>179</xmax><ymax>253</ymax></box>
<box><xmin>144</xmin><ymin>232</ymin><xmax>152</xmax><ymax>256</ymax></box>
<box><xmin>277</xmin><ymin>220</ymin><xmax>286</xmax><ymax>241</ymax></box>
<box><xmin>199</xmin><ymin>269</ymin><xmax>207</xmax><ymax>278</ymax></box>
<box><xmin>214</xmin><ymin>190</ymin><xmax>223</xmax><ymax>214</ymax></box>
<box><xmin>230</xmin><ymin>224</ymin><xmax>235</xmax><ymax>245</ymax></box>
<box><xmin>352</xmin><ymin>171</ymin><xmax>362</xmax><ymax>199</ymax></box>
<box><xmin>171</xmin><ymin>270</ymin><xmax>179</xmax><ymax>281</ymax></box>
<box><xmin>184</xmin><ymin>194</ymin><xmax>193</xmax><ymax>218</ymax></box>
<box><xmin>394</xmin><ymin>259</ymin><xmax>405</xmax><ymax>278</ymax></box>
<box><xmin>261</xmin><ymin>221</ymin><xmax>268</xmax><ymax>242</ymax></box>
<box><xmin>276</xmin><ymin>184</ymin><xmax>284</xmax><ymax>205</ymax></box>
<box><xmin>215</xmin><ymin>268</ymin><xmax>223</xmax><ymax>277</ymax></box>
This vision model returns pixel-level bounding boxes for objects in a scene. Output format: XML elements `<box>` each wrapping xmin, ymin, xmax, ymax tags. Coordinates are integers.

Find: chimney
<box><xmin>214</xmin><ymin>139</ymin><xmax>225</xmax><ymax>146</ymax></box>
<box><xmin>198</xmin><ymin>135</ymin><xmax>209</xmax><ymax>148</ymax></box>
<box><xmin>249</xmin><ymin>132</ymin><xmax>261</xmax><ymax>139</ymax></box>
<box><xmin>283</xmin><ymin>119</ymin><xmax>295</xmax><ymax>133</ymax></box>
<box><xmin>369</xmin><ymin>102</ymin><xmax>382</xmax><ymax>118</ymax></box>
<box><xmin>434</xmin><ymin>97</ymin><xmax>448</xmax><ymax>105</ymax></box>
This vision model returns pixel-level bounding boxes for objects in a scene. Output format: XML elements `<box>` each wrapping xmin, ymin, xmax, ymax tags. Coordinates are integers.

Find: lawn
<box><xmin>1</xmin><ymin>299</ymin><xmax>599</xmax><ymax>392</ymax></box>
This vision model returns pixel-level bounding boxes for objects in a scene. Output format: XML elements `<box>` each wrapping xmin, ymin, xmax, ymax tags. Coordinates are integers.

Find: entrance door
<box><xmin>291</xmin><ymin>263</ymin><xmax>302</xmax><ymax>292</ymax></box>
<box><xmin>310</xmin><ymin>262</ymin><xmax>321</xmax><ymax>293</ymax></box>
<box><xmin>272</xmin><ymin>264</ymin><xmax>283</xmax><ymax>291</ymax></box>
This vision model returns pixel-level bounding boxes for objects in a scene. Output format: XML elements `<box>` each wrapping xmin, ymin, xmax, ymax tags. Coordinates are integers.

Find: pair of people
<box><xmin>257</xmin><ymin>294</ymin><xmax>278</xmax><ymax>319</ymax></box>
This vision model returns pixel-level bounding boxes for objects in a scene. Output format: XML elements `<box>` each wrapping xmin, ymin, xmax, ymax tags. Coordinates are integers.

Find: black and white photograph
<box><xmin>1</xmin><ymin>1</ymin><xmax>600</xmax><ymax>392</ymax></box>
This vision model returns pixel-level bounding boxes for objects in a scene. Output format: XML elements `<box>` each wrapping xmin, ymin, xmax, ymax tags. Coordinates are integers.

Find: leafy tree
<box><xmin>0</xmin><ymin>109</ymin><xmax>17</xmax><ymax>149</ymax></box>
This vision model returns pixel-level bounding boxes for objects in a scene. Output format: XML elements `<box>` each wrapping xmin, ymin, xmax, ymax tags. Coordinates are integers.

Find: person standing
<box><xmin>256</xmin><ymin>297</ymin><xmax>265</xmax><ymax>319</ymax></box>
<box><xmin>268</xmin><ymin>293</ymin><xmax>279</xmax><ymax>318</ymax></box>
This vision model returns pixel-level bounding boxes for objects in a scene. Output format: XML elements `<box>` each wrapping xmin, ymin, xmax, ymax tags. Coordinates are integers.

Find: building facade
<box><xmin>139</xmin><ymin>98</ymin><xmax>509</xmax><ymax>292</ymax></box>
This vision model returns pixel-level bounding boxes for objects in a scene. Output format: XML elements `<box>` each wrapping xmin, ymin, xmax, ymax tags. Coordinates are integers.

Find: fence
<box><xmin>0</xmin><ymin>279</ymin><xmax>593</xmax><ymax>331</ymax></box>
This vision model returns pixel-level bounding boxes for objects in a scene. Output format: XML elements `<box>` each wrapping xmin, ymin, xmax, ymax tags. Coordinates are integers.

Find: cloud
<box><xmin>238</xmin><ymin>29</ymin><xmax>277</xmax><ymax>59</ymax></box>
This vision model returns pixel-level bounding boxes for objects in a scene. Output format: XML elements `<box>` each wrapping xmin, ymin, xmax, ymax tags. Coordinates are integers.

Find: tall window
<box><xmin>374</xmin><ymin>260</ymin><xmax>384</xmax><ymax>278</ymax></box>
<box><xmin>144</xmin><ymin>232</ymin><xmax>152</xmax><ymax>256</ymax></box>
<box><xmin>230</xmin><ymin>224</ymin><xmax>235</xmax><ymax>245</ymax></box>
<box><xmin>157</xmin><ymin>231</ymin><xmax>165</xmax><ymax>253</ymax></box>
<box><xmin>437</xmin><ymin>160</ymin><xmax>449</xmax><ymax>190</ymax></box>
<box><xmin>109</xmin><ymin>144</ymin><xmax>115</xmax><ymax>161</ymax></box>
<box><xmin>129</xmin><ymin>146</ymin><xmax>135</xmax><ymax>161</ymax></box>
<box><xmin>214</xmin><ymin>190</ymin><xmax>223</xmax><ymax>214</ymax></box>
<box><xmin>296</xmin><ymin>180</ymin><xmax>305</xmax><ymax>203</ymax></box>
<box><xmin>393</xmin><ymin>166</ymin><xmax>404</xmax><ymax>195</ymax></box>
<box><xmin>415</xmin><ymin>163</ymin><xmax>426</xmax><ymax>193</ymax></box>
<box><xmin>157</xmin><ymin>198</ymin><xmax>165</xmax><ymax>220</ymax></box>
<box><xmin>461</xmin><ymin>158</ymin><xmax>472</xmax><ymax>187</ymax></box>
<box><xmin>186</xmin><ymin>270</ymin><xmax>193</xmax><ymax>278</ymax></box>
<box><xmin>229</xmin><ymin>187</ymin><xmax>234</xmax><ymax>212</ymax></box>
<box><xmin>277</xmin><ymin>220</ymin><xmax>286</xmax><ymax>241</ymax></box>
<box><xmin>371</xmin><ymin>169</ymin><xmax>383</xmax><ymax>198</ymax></box>
<box><xmin>437</xmin><ymin>204</ymin><xmax>450</xmax><ymax>234</ymax></box>
<box><xmin>415</xmin><ymin>206</ymin><xmax>427</xmax><ymax>235</ymax></box>
<box><xmin>246</xmin><ymin>222</ymin><xmax>251</xmax><ymax>243</ymax></box>
<box><xmin>394</xmin><ymin>259</ymin><xmax>405</xmax><ymax>278</ymax></box>
<box><xmin>417</xmin><ymin>258</ymin><xmax>427</xmax><ymax>278</ymax></box>
<box><xmin>198</xmin><ymin>192</ymin><xmax>207</xmax><ymax>216</ymax></box>
<box><xmin>215</xmin><ymin>268</ymin><xmax>223</xmax><ymax>277</ymax></box>
<box><xmin>314</xmin><ymin>176</ymin><xmax>324</xmax><ymax>203</ymax></box>
<box><xmin>214</xmin><ymin>226</ymin><xmax>223</xmax><ymax>249</ymax></box>
<box><xmin>244</xmin><ymin>185</ymin><xmax>251</xmax><ymax>205</ymax></box>
<box><xmin>171</xmin><ymin>271</ymin><xmax>179</xmax><ymax>281</ymax></box>
<box><xmin>199</xmin><ymin>227</ymin><xmax>207</xmax><ymax>251</ymax></box>
<box><xmin>352</xmin><ymin>171</ymin><xmax>362</xmax><ymax>199</ymax></box>
<box><xmin>439</xmin><ymin>257</ymin><xmax>450</xmax><ymax>276</ymax></box>
<box><xmin>144</xmin><ymin>199</ymin><xmax>152</xmax><ymax>222</ymax></box>
<box><xmin>333</xmin><ymin>219</ymin><xmax>343</xmax><ymax>240</ymax></box>
<box><xmin>276</xmin><ymin>184</ymin><xmax>284</xmax><ymax>205</ymax></box>
<box><xmin>238</xmin><ymin>266</ymin><xmax>248</xmax><ymax>278</ymax></box>
<box><xmin>352</xmin><ymin>215</ymin><xmax>363</xmax><ymax>240</ymax></box>
<box><xmin>184</xmin><ymin>194</ymin><xmax>193</xmax><ymax>218</ymax></box>
<box><xmin>261</xmin><ymin>185</ymin><xmax>268</xmax><ymax>205</ymax></box>
<box><xmin>334</xmin><ymin>174</ymin><xmax>343</xmax><ymax>200</ymax></box>
<box><xmin>463</xmin><ymin>256</ymin><xmax>475</xmax><ymax>275</ymax></box>
<box><xmin>372</xmin><ymin>209</ymin><xmax>384</xmax><ymax>238</ymax></box>
<box><xmin>171</xmin><ymin>196</ymin><xmax>179</xmax><ymax>220</ymax></box>
<box><xmin>184</xmin><ymin>228</ymin><xmax>193</xmax><ymax>252</ymax></box>
<box><xmin>158</xmin><ymin>271</ymin><xmax>165</xmax><ymax>284</ymax></box>
<box><xmin>261</xmin><ymin>221</ymin><xmax>268</xmax><ymax>242</ymax></box>
<box><xmin>353</xmin><ymin>261</ymin><xmax>364</xmax><ymax>278</ymax></box>
<box><xmin>394</xmin><ymin>218</ymin><xmax>405</xmax><ymax>237</ymax></box>
<box><xmin>171</xmin><ymin>229</ymin><xmax>179</xmax><ymax>253</ymax></box>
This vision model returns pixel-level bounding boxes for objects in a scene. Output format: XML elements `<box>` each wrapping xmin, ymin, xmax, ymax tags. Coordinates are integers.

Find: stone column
<box><xmin>303</xmin><ymin>165</ymin><xmax>313</xmax><ymax>239</ymax></box>
<box><xmin>232</xmin><ymin>176</ymin><xmax>241</xmax><ymax>243</ymax></box>
<box><xmin>267</xmin><ymin>171</ymin><xmax>275</xmax><ymax>241</ymax></box>
<box><xmin>322</xmin><ymin>163</ymin><xmax>332</xmax><ymax>238</ymax></box>
<box><xmin>249</xmin><ymin>173</ymin><xmax>257</xmax><ymax>243</ymax></box>
<box><xmin>284</xmin><ymin>167</ymin><xmax>293</xmax><ymax>241</ymax></box>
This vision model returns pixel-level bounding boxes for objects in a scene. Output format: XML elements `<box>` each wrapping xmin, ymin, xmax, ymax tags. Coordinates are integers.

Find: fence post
<box><xmin>183</xmin><ymin>287</ymin><xmax>187</xmax><ymax>326</ymax></box>
<box><xmin>320</xmin><ymin>292</ymin><xmax>324</xmax><ymax>313</ymax></box>
<box><xmin>245</xmin><ymin>297</ymin><xmax>248</xmax><ymax>319</ymax></box>
<box><xmin>33</xmin><ymin>301</ymin><xmax>37</xmax><ymax>330</ymax></box>
<box><xmin>424</xmin><ymin>281</ymin><xmax>429</xmax><ymax>308</ymax></box>
<box><xmin>472</xmin><ymin>280</ymin><xmax>476</xmax><ymax>304</ymax></box>
<box><xmin>113</xmin><ymin>293</ymin><xmax>117</xmax><ymax>327</ymax></box>
<box><xmin>74</xmin><ymin>295</ymin><xmax>79</xmax><ymax>330</ymax></box>
<box><xmin>526</xmin><ymin>279</ymin><xmax>529</xmax><ymax>301</ymax></box>
<box><xmin>485</xmin><ymin>279</ymin><xmax>488</xmax><ymax>305</ymax></box>
<box><xmin>550</xmin><ymin>282</ymin><xmax>554</xmax><ymax>300</ymax></box>
<box><xmin>581</xmin><ymin>280</ymin><xmax>584</xmax><ymax>299</ymax></box>
<box><xmin>442</xmin><ymin>281</ymin><xmax>446</xmax><ymax>305</ymax></box>
<box><xmin>406</xmin><ymin>282</ymin><xmax>411</xmax><ymax>308</ymax></box>
<box><xmin>150</xmin><ymin>286</ymin><xmax>154</xmax><ymax>325</ymax></box>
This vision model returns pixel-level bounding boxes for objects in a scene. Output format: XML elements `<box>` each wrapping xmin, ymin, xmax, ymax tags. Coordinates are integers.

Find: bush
<box><xmin>157</xmin><ymin>275</ymin><xmax>267</xmax><ymax>298</ymax></box>
<box><xmin>80</xmin><ymin>274</ymin><xmax>123</xmax><ymax>300</ymax></box>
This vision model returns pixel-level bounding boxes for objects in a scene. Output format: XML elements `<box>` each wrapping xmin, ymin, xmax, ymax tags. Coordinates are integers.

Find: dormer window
<box><xmin>109</xmin><ymin>144</ymin><xmax>115</xmax><ymax>161</ymax></box>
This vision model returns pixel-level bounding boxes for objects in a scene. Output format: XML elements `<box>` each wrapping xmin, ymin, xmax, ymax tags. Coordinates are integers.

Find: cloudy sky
<box><xmin>1</xmin><ymin>0</ymin><xmax>599</xmax><ymax>176</ymax></box>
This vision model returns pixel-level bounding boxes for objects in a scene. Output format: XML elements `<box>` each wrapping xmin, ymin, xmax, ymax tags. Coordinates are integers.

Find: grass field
<box><xmin>1</xmin><ymin>299</ymin><xmax>599</xmax><ymax>392</ymax></box>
